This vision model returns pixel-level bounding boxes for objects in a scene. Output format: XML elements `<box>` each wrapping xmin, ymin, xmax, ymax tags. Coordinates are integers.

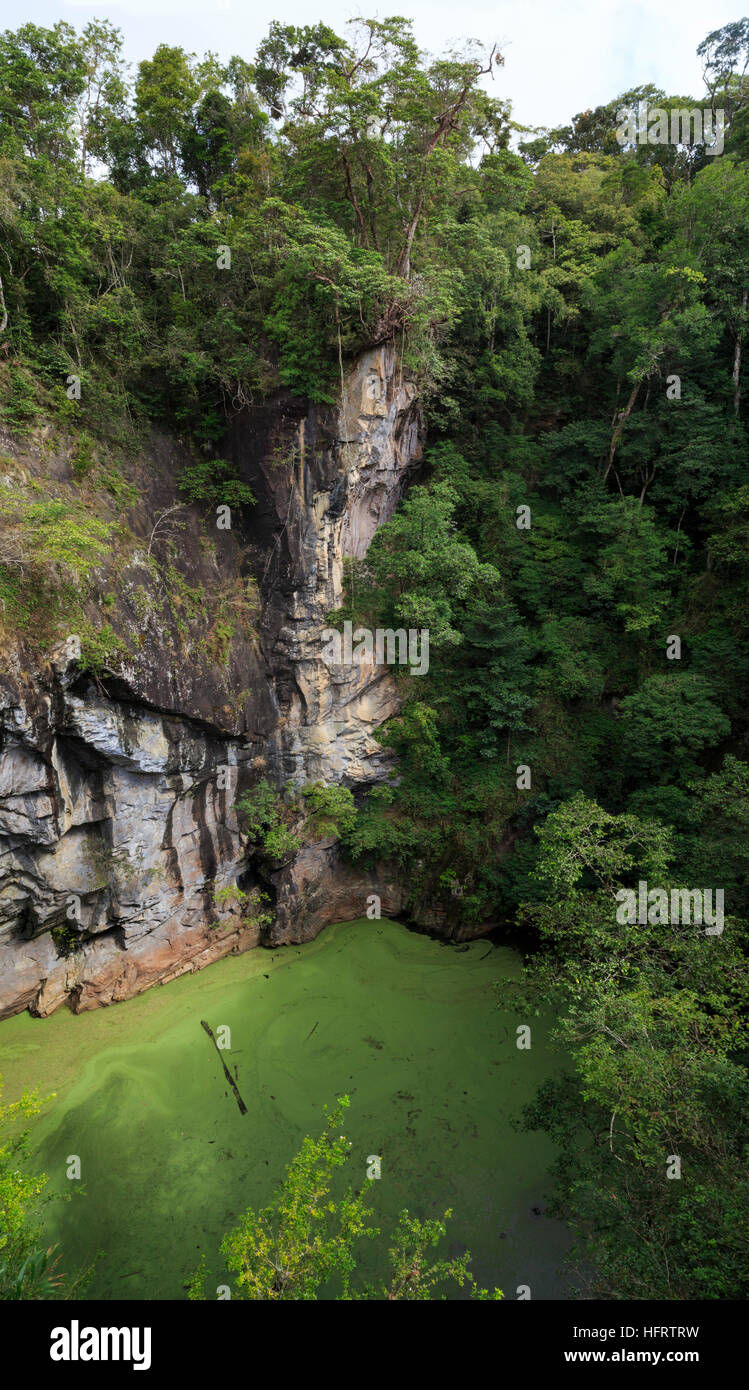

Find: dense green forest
<box><xmin>0</xmin><ymin>15</ymin><xmax>748</xmax><ymax>1300</ymax></box>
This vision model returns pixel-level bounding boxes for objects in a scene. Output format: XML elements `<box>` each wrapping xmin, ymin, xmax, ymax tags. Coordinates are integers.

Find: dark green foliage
<box><xmin>235</xmin><ymin>779</ymin><xmax>301</xmax><ymax>861</ymax></box>
<box><xmin>513</xmin><ymin>797</ymin><xmax>749</xmax><ymax>1299</ymax></box>
<box><xmin>178</xmin><ymin>459</ymin><xmax>256</xmax><ymax>508</ymax></box>
<box><xmin>49</xmin><ymin>924</ymin><xmax>82</xmax><ymax>959</ymax></box>
<box><xmin>1</xmin><ymin>12</ymin><xmax>747</xmax><ymax>1302</ymax></box>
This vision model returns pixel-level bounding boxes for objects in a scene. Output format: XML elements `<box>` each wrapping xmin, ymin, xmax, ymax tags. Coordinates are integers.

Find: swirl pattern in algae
<box><xmin>0</xmin><ymin>919</ymin><xmax>570</xmax><ymax>1299</ymax></box>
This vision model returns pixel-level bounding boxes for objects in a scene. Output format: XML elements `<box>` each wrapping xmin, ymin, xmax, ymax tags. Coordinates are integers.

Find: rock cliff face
<box><xmin>251</xmin><ymin>344</ymin><xmax>421</xmax><ymax>790</ymax></box>
<box><xmin>0</xmin><ymin>670</ymin><xmax>255</xmax><ymax>1017</ymax></box>
<box><xmin>0</xmin><ymin>344</ymin><xmax>461</xmax><ymax>1021</ymax></box>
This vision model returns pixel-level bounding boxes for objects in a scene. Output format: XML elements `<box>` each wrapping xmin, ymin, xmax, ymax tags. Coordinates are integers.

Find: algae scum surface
<box><xmin>0</xmin><ymin>919</ymin><xmax>570</xmax><ymax>1299</ymax></box>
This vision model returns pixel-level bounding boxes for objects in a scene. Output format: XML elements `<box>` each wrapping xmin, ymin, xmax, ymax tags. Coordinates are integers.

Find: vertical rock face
<box><xmin>0</xmin><ymin>345</ymin><xmax>426</xmax><ymax>1019</ymax></box>
<box><xmin>0</xmin><ymin>669</ymin><xmax>258</xmax><ymax>1019</ymax></box>
<box><xmin>251</xmin><ymin>344</ymin><xmax>425</xmax><ymax>943</ymax></box>
<box><xmin>261</xmin><ymin>344</ymin><xmax>422</xmax><ymax>788</ymax></box>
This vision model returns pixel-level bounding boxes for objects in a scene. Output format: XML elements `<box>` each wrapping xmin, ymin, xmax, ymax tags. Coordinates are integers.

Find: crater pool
<box><xmin>0</xmin><ymin>918</ymin><xmax>570</xmax><ymax>1299</ymax></box>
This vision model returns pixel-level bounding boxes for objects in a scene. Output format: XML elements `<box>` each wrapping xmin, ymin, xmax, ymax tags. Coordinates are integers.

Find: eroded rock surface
<box><xmin>0</xmin><ymin>670</ymin><xmax>258</xmax><ymax>1017</ymax></box>
<box><xmin>0</xmin><ymin>346</ymin><xmax>444</xmax><ymax>1018</ymax></box>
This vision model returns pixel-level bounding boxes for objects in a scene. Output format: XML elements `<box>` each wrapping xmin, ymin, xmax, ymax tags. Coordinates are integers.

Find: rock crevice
<box><xmin>0</xmin><ymin>345</ymin><xmax>431</xmax><ymax>1018</ymax></box>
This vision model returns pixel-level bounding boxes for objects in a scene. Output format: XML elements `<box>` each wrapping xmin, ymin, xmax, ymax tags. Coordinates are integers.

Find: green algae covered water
<box><xmin>0</xmin><ymin>918</ymin><xmax>570</xmax><ymax>1299</ymax></box>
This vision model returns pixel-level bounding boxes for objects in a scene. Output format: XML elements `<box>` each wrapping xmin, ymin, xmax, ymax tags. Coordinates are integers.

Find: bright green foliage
<box><xmin>178</xmin><ymin>459</ymin><xmax>256</xmax><ymax>508</ymax></box>
<box><xmin>371</xmin><ymin>1209</ymin><xmax>501</xmax><ymax>1301</ymax></box>
<box><xmin>253</xmin><ymin>18</ymin><xmax>509</xmax><ymax>279</ymax></box>
<box><xmin>530</xmin><ymin>791</ymin><xmax>672</xmax><ymax>897</ymax></box>
<box><xmin>0</xmin><ymin>486</ymin><xmax>112</xmax><ymax>580</ymax></box>
<box><xmin>301</xmin><ymin>782</ymin><xmax>357</xmax><ymax>841</ymax></box>
<box><xmin>0</xmin><ymin>15</ymin><xmax>509</xmax><ymax>429</ymax></box>
<box><xmin>77</xmin><ymin>621</ymin><xmax>130</xmax><ymax>675</ymax></box>
<box><xmin>0</xmin><ymin>1077</ymin><xmax>91</xmax><ymax>1300</ymax></box>
<box><xmin>200</xmin><ymin>1098</ymin><xmax>374</xmax><ymax>1300</ymax></box>
<box><xmin>348</xmin><ymin>481</ymin><xmax>502</xmax><ymax>647</ymax></box>
<box><xmin>236</xmin><ymin>779</ymin><xmax>358</xmax><ymax>858</ymax></box>
<box><xmin>212</xmin><ymin>883</ymin><xmax>273</xmax><ymax>934</ymax></box>
<box><xmin>187</xmin><ymin>1099</ymin><xmax>502</xmax><ymax>1300</ymax></box>
<box><xmin>1</xmin><ymin>10</ymin><xmax>748</xmax><ymax>1303</ymax></box>
<box><xmin>328</xmin><ymin>18</ymin><xmax>749</xmax><ymax>940</ymax></box>
<box><xmin>0</xmin><ymin>1079</ymin><xmax>54</xmax><ymax>1299</ymax></box>
<box><xmin>235</xmin><ymin>780</ymin><xmax>301</xmax><ymax>861</ymax></box>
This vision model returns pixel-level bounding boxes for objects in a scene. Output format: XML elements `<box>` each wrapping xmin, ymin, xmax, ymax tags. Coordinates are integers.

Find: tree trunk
<box><xmin>604</xmin><ymin>380</ymin><xmax>640</xmax><ymax>479</ymax></box>
<box><xmin>342</xmin><ymin>151</ymin><xmax>369</xmax><ymax>248</ymax></box>
<box><xmin>394</xmin><ymin>193</ymin><xmax>425</xmax><ymax>280</ymax></box>
<box><xmin>733</xmin><ymin>289</ymin><xmax>747</xmax><ymax>417</ymax></box>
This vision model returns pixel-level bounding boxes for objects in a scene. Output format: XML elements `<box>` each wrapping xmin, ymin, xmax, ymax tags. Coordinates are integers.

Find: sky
<box><xmin>3</xmin><ymin>1</ymin><xmax>741</xmax><ymax>130</ymax></box>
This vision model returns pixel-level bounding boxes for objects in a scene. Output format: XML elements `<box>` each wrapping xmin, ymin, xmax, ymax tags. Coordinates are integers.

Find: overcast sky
<box><xmin>4</xmin><ymin>1</ymin><xmax>741</xmax><ymax>130</ymax></box>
